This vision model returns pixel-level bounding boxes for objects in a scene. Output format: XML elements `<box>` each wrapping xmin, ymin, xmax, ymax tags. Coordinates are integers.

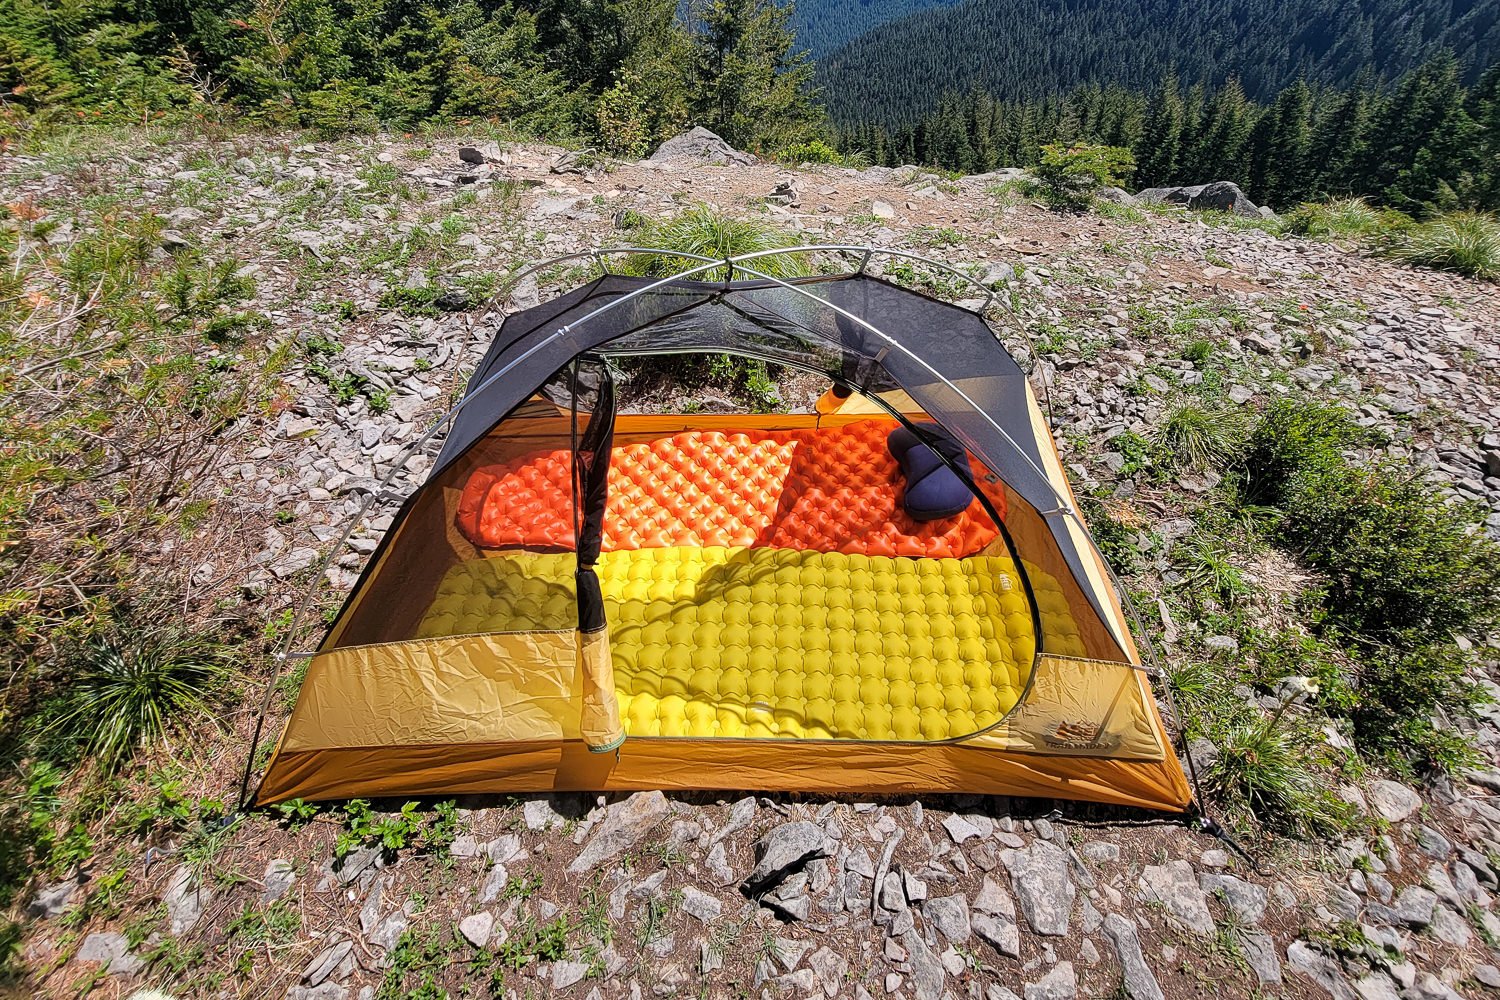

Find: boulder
<box><xmin>648</xmin><ymin>127</ymin><xmax>754</xmax><ymax>166</ymax></box>
<box><xmin>1135</xmin><ymin>181</ymin><xmax>1263</xmax><ymax>217</ymax></box>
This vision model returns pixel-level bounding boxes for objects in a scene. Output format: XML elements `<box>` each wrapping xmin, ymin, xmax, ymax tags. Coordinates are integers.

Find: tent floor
<box><xmin>418</xmin><ymin>545</ymin><xmax>1086</xmax><ymax>742</ymax></box>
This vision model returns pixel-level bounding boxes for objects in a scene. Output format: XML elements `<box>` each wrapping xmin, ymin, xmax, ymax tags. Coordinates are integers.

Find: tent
<box><xmin>252</xmin><ymin>248</ymin><xmax>1192</xmax><ymax>812</ymax></box>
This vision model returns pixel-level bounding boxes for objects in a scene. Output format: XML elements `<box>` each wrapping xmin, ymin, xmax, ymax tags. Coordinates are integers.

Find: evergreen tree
<box><xmin>1137</xmin><ymin>73</ymin><xmax>1184</xmax><ymax>186</ymax></box>
<box><xmin>1372</xmin><ymin>52</ymin><xmax>1480</xmax><ymax>211</ymax></box>
<box><xmin>693</xmin><ymin>0</ymin><xmax>823</xmax><ymax>152</ymax></box>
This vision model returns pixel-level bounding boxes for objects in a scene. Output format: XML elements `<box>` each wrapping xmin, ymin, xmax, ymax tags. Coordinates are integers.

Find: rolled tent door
<box><xmin>570</xmin><ymin>358</ymin><xmax>625</xmax><ymax>752</ymax></box>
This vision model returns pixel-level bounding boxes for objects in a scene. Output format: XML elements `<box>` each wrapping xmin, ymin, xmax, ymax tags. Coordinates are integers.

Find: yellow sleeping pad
<box><xmin>419</xmin><ymin>546</ymin><xmax>1086</xmax><ymax>742</ymax></box>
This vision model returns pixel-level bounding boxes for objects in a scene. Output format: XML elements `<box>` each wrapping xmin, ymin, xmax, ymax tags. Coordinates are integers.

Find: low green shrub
<box><xmin>1241</xmin><ymin>400</ymin><xmax>1371</xmax><ymax>504</ymax></box>
<box><xmin>1350</xmin><ymin>640</ymin><xmax>1487</xmax><ymax>776</ymax></box>
<box><xmin>1033</xmin><ymin>143</ymin><xmax>1135</xmax><ymax>211</ymax></box>
<box><xmin>1383</xmin><ymin>211</ymin><xmax>1500</xmax><ymax>280</ymax></box>
<box><xmin>1277</xmin><ymin>460</ymin><xmax>1500</xmax><ymax>642</ymax></box>
<box><xmin>775</xmin><ymin>139</ymin><xmax>845</xmax><ymax>165</ymax></box>
<box><xmin>1240</xmin><ymin>397</ymin><xmax>1500</xmax><ymax>771</ymax></box>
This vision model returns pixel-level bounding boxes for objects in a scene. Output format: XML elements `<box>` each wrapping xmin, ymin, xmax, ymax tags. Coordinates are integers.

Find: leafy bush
<box><xmin>51</xmin><ymin>627</ymin><xmax>229</xmax><ymax>772</ymax></box>
<box><xmin>1241</xmin><ymin>397</ymin><xmax>1500</xmax><ymax>771</ymax></box>
<box><xmin>1241</xmin><ymin>400</ymin><xmax>1370</xmax><ymax>504</ymax></box>
<box><xmin>1384</xmin><ymin>211</ymin><xmax>1500</xmax><ymax>280</ymax></box>
<box><xmin>1283</xmin><ymin>197</ymin><xmax>1407</xmax><ymax>240</ymax></box>
<box><xmin>1033</xmin><ymin>143</ymin><xmax>1135</xmax><ymax>211</ymax></box>
<box><xmin>776</xmin><ymin>139</ymin><xmax>845</xmax><ymax>165</ymax></box>
<box><xmin>1350</xmin><ymin>641</ymin><xmax>1486</xmax><ymax>775</ymax></box>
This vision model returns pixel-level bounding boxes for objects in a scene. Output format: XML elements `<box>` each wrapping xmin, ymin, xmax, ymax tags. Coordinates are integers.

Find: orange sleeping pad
<box><xmin>456</xmin><ymin>419</ymin><xmax>1008</xmax><ymax>559</ymax></box>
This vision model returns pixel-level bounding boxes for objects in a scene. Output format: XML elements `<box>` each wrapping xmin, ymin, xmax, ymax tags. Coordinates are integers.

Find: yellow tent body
<box><xmin>254</xmin><ymin>260</ymin><xmax>1191</xmax><ymax>812</ymax></box>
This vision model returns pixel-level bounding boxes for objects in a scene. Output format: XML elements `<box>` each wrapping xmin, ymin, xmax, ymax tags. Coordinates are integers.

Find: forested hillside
<box><xmin>817</xmin><ymin>0</ymin><xmax>1500</xmax><ymax>125</ymax></box>
<box><xmin>838</xmin><ymin>55</ymin><xmax>1500</xmax><ymax>212</ymax></box>
<box><xmin>0</xmin><ymin>0</ymin><xmax>822</xmax><ymax>155</ymax></box>
<box><xmin>789</xmin><ymin>0</ymin><xmax>960</xmax><ymax>58</ymax></box>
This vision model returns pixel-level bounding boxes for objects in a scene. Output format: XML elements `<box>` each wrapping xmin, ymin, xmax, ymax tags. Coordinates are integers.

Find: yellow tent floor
<box><xmin>417</xmin><ymin>546</ymin><xmax>1086</xmax><ymax>743</ymax></box>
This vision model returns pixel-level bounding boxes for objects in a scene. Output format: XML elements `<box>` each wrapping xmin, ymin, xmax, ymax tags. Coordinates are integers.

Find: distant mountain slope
<box><xmin>817</xmin><ymin>0</ymin><xmax>1500</xmax><ymax>124</ymax></box>
<box><xmin>789</xmin><ymin>0</ymin><xmax>963</xmax><ymax>58</ymax></box>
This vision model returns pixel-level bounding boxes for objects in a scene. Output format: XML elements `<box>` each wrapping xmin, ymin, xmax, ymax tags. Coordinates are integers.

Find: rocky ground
<box><xmin>5</xmin><ymin>129</ymin><xmax>1500</xmax><ymax>1000</ymax></box>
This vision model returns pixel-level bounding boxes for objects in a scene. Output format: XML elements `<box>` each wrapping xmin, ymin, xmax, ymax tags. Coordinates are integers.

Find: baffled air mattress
<box><xmin>456</xmin><ymin>420</ymin><xmax>1008</xmax><ymax>559</ymax></box>
<box><xmin>417</xmin><ymin>546</ymin><xmax>1085</xmax><ymax>742</ymax></box>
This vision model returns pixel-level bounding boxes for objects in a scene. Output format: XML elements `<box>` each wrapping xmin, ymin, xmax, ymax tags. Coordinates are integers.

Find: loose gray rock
<box><xmin>263</xmin><ymin>859</ymin><xmax>296</xmax><ymax>902</ymax></box>
<box><xmin>369</xmin><ymin>908</ymin><xmax>409</xmax><ymax>950</ymax></box>
<box><xmin>872</xmin><ymin>200</ymin><xmax>896</xmax><ymax>220</ymax></box>
<box><xmin>972</xmin><ymin>877</ymin><xmax>1021</xmax><ymax>956</ymax></box>
<box><xmin>1368</xmin><ymin>780</ymin><xmax>1422</xmax><ymax>823</ymax></box>
<box><xmin>680</xmin><ymin>885</ymin><xmax>723</xmax><ymax>923</ymax></box>
<box><xmin>287</xmin><ymin>985</ymin><xmax>349</xmax><ymax>1000</ymax></box>
<box><xmin>163</xmin><ymin>864</ymin><xmax>210</xmax><ymax>936</ymax></box>
<box><xmin>743</xmin><ymin>820</ymin><xmax>830</xmax><ymax>893</ymax></box>
<box><xmin>807</xmin><ymin>946</ymin><xmax>850</xmax><ymax>998</ymax></box>
<box><xmin>923</xmin><ymin>893</ymin><xmax>972</xmax><ymax>942</ymax></box>
<box><xmin>303</xmin><ymin>939</ymin><xmax>354</xmax><ymax>987</ymax></box>
<box><xmin>1138</xmin><ymin>860</ymin><xmax>1215</xmax><ymax>934</ymax></box>
<box><xmin>76</xmin><ymin>931</ymin><xmax>143</xmax><ymax>976</ymax></box>
<box><xmin>459</xmin><ymin>911</ymin><xmax>494</xmax><ymax>948</ymax></box>
<box><xmin>1241</xmin><ymin>930</ymin><xmax>1282</xmax><ymax>984</ymax></box>
<box><xmin>336</xmin><ymin>846</ymin><xmax>380</xmax><ymax>885</ymax></box>
<box><xmin>1392</xmin><ymin>885</ymin><xmax>1438</xmax><ymax>927</ymax></box>
<box><xmin>1200</xmin><ymin>872</ymin><xmax>1268</xmax><ymax>924</ymax></box>
<box><xmin>1286</xmin><ymin>940</ymin><xmax>1358</xmax><ymax>1000</ymax></box>
<box><xmin>900</xmin><ymin>928</ymin><xmax>947</xmax><ymax>1000</ymax></box>
<box><xmin>568</xmin><ymin>791</ymin><xmax>671</xmax><ymax>873</ymax></box>
<box><xmin>942</xmin><ymin>813</ymin><xmax>985</xmax><ymax>844</ymax></box>
<box><xmin>648</xmin><ymin>127</ymin><xmax>753</xmax><ymax>166</ymax></box>
<box><xmin>1353</xmin><ymin>973</ymin><xmax>1402</xmax><ymax>1000</ymax></box>
<box><xmin>26</xmin><ymin>880</ymin><xmax>77</xmax><ymax>918</ymax></box>
<box><xmin>1002</xmin><ymin>841</ymin><xmax>1076</xmax><ymax>936</ymax></box>
<box><xmin>552</xmin><ymin>959</ymin><xmax>590</xmax><ymax>989</ymax></box>
<box><xmin>1024</xmin><ymin>961</ymin><xmax>1077</xmax><ymax>1000</ymax></box>
<box><xmin>1102</xmin><ymin>914</ymin><xmax>1164</xmax><ymax>1000</ymax></box>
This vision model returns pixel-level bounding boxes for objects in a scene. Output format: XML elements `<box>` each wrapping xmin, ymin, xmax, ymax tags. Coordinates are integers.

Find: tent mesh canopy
<box><xmin>255</xmin><ymin>263</ymin><xmax>1191</xmax><ymax>812</ymax></box>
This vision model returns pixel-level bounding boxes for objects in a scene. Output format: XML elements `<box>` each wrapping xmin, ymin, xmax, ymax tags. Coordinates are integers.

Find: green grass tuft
<box><xmin>1384</xmin><ymin>211</ymin><xmax>1500</xmax><ymax>280</ymax></box>
<box><xmin>1159</xmin><ymin>404</ymin><xmax>1245</xmax><ymax>471</ymax></box>
<box><xmin>1283</xmin><ymin>197</ymin><xmax>1404</xmax><ymax>241</ymax></box>
<box><xmin>621</xmin><ymin>205</ymin><xmax>809</xmax><ymax>281</ymax></box>
<box><xmin>52</xmin><ymin>626</ymin><xmax>229</xmax><ymax>772</ymax></box>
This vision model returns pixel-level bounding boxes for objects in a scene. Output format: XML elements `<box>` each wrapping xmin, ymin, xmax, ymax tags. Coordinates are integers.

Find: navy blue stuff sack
<box><xmin>887</xmin><ymin>423</ymin><xmax>975</xmax><ymax>521</ymax></box>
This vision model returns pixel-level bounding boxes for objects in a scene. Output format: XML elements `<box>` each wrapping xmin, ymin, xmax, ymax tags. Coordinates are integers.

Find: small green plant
<box><xmin>335</xmin><ymin>799</ymin><xmax>459</xmax><ymax>861</ymax></box>
<box><xmin>51</xmin><ymin>625</ymin><xmax>229</xmax><ymax>772</ymax></box>
<box><xmin>1033</xmin><ymin>143</ymin><xmax>1135</xmax><ymax>211</ymax></box>
<box><xmin>1181</xmin><ymin>338</ymin><xmax>1214</xmax><ymax>363</ymax></box>
<box><xmin>1159</xmin><ymin>404</ymin><xmax>1245</xmax><ymax>471</ymax></box>
<box><xmin>1384</xmin><ymin>211</ymin><xmax>1500</xmax><ymax>280</ymax></box>
<box><xmin>1205</xmin><ymin>703</ymin><xmax>1347</xmax><ymax>836</ymax></box>
<box><xmin>275</xmin><ymin>798</ymin><xmax>319</xmax><ymax>830</ymax></box>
